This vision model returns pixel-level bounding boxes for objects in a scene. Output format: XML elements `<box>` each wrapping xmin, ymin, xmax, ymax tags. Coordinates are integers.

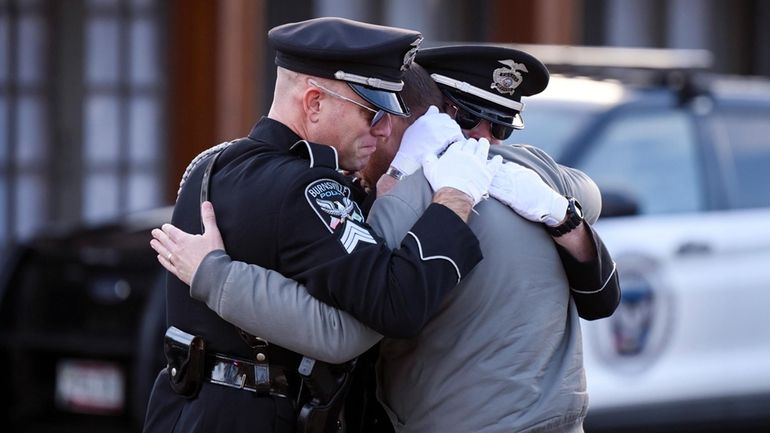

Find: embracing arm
<box><xmin>546</xmin><ymin>159</ymin><xmax>620</xmax><ymax>319</ymax></box>
<box><xmin>553</xmin><ymin>222</ymin><xmax>620</xmax><ymax>320</ymax></box>
<box><xmin>152</xmin><ymin>202</ymin><xmax>382</xmax><ymax>363</ymax></box>
<box><xmin>284</xmin><ymin>142</ymin><xmax>491</xmax><ymax>338</ymax></box>
<box><xmin>192</xmin><ymin>251</ymin><xmax>382</xmax><ymax>363</ymax></box>
<box><xmin>540</xmin><ymin>163</ymin><xmax>621</xmax><ymax>319</ymax></box>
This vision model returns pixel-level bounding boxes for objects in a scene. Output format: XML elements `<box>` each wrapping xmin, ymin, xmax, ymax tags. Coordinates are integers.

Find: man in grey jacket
<box><xmin>152</xmin><ymin>46</ymin><xmax>619</xmax><ymax>433</ymax></box>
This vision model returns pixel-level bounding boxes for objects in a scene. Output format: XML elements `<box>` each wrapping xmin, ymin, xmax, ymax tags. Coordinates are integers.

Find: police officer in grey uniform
<box><xmin>151</xmin><ymin>45</ymin><xmax>620</xmax><ymax>433</ymax></box>
<box><xmin>416</xmin><ymin>45</ymin><xmax>619</xmax><ymax>319</ymax></box>
<box><xmin>142</xmin><ymin>19</ymin><xmax>503</xmax><ymax>433</ymax></box>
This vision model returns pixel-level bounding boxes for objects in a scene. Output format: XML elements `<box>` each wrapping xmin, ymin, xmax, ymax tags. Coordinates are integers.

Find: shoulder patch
<box><xmin>305</xmin><ymin>178</ymin><xmax>365</xmax><ymax>233</ymax></box>
<box><xmin>291</xmin><ymin>140</ymin><xmax>340</xmax><ymax>170</ymax></box>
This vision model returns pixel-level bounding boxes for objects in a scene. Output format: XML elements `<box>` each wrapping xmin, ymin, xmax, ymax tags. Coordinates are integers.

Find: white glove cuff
<box><xmin>390</xmin><ymin>155</ymin><xmax>422</xmax><ymax>176</ymax></box>
<box><xmin>541</xmin><ymin>195</ymin><xmax>569</xmax><ymax>227</ymax></box>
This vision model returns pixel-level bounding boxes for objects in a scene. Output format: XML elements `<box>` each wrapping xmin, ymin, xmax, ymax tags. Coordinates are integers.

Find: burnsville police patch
<box><xmin>305</xmin><ymin>178</ymin><xmax>366</xmax><ymax>233</ymax></box>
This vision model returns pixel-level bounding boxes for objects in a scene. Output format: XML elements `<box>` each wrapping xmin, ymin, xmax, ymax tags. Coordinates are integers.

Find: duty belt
<box><xmin>205</xmin><ymin>352</ymin><xmax>293</xmax><ymax>397</ymax></box>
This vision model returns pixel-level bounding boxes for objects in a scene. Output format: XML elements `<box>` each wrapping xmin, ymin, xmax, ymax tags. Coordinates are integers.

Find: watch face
<box><xmin>572</xmin><ymin>198</ymin><xmax>584</xmax><ymax>219</ymax></box>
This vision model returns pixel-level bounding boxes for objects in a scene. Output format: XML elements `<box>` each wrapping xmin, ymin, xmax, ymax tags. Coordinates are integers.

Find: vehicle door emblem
<box><xmin>589</xmin><ymin>254</ymin><xmax>675</xmax><ymax>373</ymax></box>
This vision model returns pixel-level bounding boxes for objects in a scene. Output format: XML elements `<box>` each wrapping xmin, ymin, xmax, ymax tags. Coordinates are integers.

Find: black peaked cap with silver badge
<box><xmin>416</xmin><ymin>45</ymin><xmax>549</xmax><ymax>128</ymax></box>
<box><xmin>268</xmin><ymin>17</ymin><xmax>423</xmax><ymax>116</ymax></box>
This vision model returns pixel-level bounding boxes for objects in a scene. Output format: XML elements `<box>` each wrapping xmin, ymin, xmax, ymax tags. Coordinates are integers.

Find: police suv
<box><xmin>0</xmin><ymin>207</ymin><xmax>170</xmax><ymax>432</ymax></box>
<box><xmin>507</xmin><ymin>46</ymin><xmax>770</xmax><ymax>432</ymax></box>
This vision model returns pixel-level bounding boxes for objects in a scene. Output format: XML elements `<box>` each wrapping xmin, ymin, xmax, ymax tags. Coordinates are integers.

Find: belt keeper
<box><xmin>254</xmin><ymin>364</ymin><xmax>270</xmax><ymax>394</ymax></box>
<box><xmin>254</xmin><ymin>350</ymin><xmax>271</xmax><ymax>395</ymax></box>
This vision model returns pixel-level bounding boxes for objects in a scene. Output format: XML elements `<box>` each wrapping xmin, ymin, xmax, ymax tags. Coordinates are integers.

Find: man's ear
<box><xmin>442</xmin><ymin>99</ymin><xmax>457</xmax><ymax>118</ymax></box>
<box><xmin>303</xmin><ymin>87</ymin><xmax>323</xmax><ymax>124</ymax></box>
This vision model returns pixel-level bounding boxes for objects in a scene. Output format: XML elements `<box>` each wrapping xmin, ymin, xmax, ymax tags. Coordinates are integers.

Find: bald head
<box><xmin>268</xmin><ymin>68</ymin><xmax>351</xmax><ymax>143</ymax></box>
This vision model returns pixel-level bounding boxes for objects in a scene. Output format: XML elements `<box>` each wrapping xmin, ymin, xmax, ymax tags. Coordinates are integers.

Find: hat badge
<box><xmin>401</xmin><ymin>36</ymin><xmax>423</xmax><ymax>71</ymax></box>
<box><xmin>491</xmin><ymin>59</ymin><xmax>529</xmax><ymax>95</ymax></box>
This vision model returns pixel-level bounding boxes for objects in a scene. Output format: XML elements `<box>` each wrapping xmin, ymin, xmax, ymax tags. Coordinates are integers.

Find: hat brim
<box><xmin>349</xmin><ymin>84</ymin><xmax>410</xmax><ymax>117</ymax></box>
<box><xmin>446</xmin><ymin>89</ymin><xmax>525</xmax><ymax>130</ymax></box>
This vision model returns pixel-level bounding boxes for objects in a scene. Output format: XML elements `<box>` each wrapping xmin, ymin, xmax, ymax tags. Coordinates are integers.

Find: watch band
<box><xmin>385</xmin><ymin>166</ymin><xmax>406</xmax><ymax>181</ymax></box>
<box><xmin>547</xmin><ymin>197</ymin><xmax>583</xmax><ymax>237</ymax></box>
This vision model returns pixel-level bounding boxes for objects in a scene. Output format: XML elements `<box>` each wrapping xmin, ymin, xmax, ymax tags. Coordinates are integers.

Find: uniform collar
<box><xmin>248</xmin><ymin>116</ymin><xmax>342</xmax><ymax>171</ymax></box>
<box><xmin>247</xmin><ymin>117</ymin><xmax>303</xmax><ymax>151</ymax></box>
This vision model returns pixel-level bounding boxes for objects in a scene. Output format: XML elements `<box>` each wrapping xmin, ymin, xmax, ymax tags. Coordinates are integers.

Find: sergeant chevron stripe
<box><xmin>340</xmin><ymin>222</ymin><xmax>376</xmax><ymax>253</ymax></box>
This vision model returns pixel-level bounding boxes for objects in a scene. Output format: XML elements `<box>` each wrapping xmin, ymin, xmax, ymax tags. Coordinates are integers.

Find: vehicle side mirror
<box><xmin>601</xmin><ymin>189</ymin><xmax>640</xmax><ymax>218</ymax></box>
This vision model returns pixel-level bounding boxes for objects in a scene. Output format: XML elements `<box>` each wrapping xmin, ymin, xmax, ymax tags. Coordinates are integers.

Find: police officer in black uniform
<box><xmin>143</xmin><ymin>17</ymin><xmax>489</xmax><ymax>433</ymax></box>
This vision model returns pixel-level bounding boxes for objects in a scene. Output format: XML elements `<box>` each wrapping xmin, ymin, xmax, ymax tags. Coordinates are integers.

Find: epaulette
<box><xmin>177</xmin><ymin>140</ymin><xmax>234</xmax><ymax>199</ymax></box>
<box><xmin>176</xmin><ymin>137</ymin><xmax>257</xmax><ymax>200</ymax></box>
<box><xmin>290</xmin><ymin>140</ymin><xmax>340</xmax><ymax>171</ymax></box>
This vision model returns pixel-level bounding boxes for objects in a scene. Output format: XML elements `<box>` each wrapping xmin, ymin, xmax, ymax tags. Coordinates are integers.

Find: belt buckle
<box><xmin>210</xmin><ymin>357</ymin><xmax>250</xmax><ymax>390</ymax></box>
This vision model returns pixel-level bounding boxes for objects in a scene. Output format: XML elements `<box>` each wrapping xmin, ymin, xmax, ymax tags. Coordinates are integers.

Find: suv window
<box><xmin>717</xmin><ymin>108</ymin><xmax>770</xmax><ymax>209</ymax></box>
<box><xmin>578</xmin><ymin>109</ymin><xmax>703</xmax><ymax>215</ymax></box>
<box><xmin>513</xmin><ymin>101</ymin><xmax>599</xmax><ymax>158</ymax></box>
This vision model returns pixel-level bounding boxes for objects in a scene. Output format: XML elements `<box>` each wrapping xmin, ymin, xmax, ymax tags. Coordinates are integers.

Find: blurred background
<box><xmin>1</xmin><ymin>0</ymin><xmax>769</xmax><ymax>432</ymax></box>
<box><xmin>1</xmin><ymin>0</ymin><xmax>769</xmax><ymax>247</ymax></box>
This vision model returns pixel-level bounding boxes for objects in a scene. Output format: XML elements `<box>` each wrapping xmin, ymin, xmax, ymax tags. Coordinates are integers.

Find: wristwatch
<box><xmin>547</xmin><ymin>196</ymin><xmax>584</xmax><ymax>237</ymax></box>
<box><xmin>385</xmin><ymin>165</ymin><xmax>406</xmax><ymax>181</ymax></box>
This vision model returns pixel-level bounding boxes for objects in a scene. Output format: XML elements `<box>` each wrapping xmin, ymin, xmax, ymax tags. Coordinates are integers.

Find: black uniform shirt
<box><xmin>166</xmin><ymin>117</ymin><xmax>482</xmax><ymax>357</ymax></box>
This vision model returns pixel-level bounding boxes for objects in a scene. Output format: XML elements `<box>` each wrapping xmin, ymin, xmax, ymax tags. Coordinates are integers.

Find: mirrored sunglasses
<box><xmin>452</xmin><ymin>105</ymin><xmax>516</xmax><ymax>141</ymax></box>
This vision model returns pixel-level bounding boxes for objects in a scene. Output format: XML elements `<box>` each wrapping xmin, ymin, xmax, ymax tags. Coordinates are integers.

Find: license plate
<box><xmin>55</xmin><ymin>359</ymin><xmax>125</xmax><ymax>415</ymax></box>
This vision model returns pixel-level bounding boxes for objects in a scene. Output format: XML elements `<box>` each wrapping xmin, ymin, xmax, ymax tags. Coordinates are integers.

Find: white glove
<box><xmin>390</xmin><ymin>105</ymin><xmax>465</xmax><ymax>175</ymax></box>
<box><xmin>489</xmin><ymin>161</ymin><xmax>568</xmax><ymax>226</ymax></box>
<box><xmin>423</xmin><ymin>138</ymin><xmax>504</xmax><ymax>205</ymax></box>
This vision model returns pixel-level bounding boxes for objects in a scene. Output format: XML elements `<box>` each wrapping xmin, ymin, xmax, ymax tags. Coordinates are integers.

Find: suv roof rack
<box><xmin>500</xmin><ymin>44</ymin><xmax>714</xmax><ymax>103</ymax></box>
<box><xmin>503</xmin><ymin>44</ymin><xmax>713</xmax><ymax>72</ymax></box>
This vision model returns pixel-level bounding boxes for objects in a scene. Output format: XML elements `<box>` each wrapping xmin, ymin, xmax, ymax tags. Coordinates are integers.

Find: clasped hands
<box><xmin>391</xmin><ymin>105</ymin><xmax>568</xmax><ymax>224</ymax></box>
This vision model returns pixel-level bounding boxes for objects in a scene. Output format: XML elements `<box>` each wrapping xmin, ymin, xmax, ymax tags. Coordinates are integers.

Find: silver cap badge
<box><xmin>491</xmin><ymin>59</ymin><xmax>529</xmax><ymax>95</ymax></box>
<box><xmin>401</xmin><ymin>36</ymin><xmax>423</xmax><ymax>71</ymax></box>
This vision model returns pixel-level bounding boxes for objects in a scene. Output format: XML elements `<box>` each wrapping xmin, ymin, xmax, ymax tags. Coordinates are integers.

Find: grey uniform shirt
<box><xmin>192</xmin><ymin>144</ymin><xmax>608</xmax><ymax>433</ymax></box>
